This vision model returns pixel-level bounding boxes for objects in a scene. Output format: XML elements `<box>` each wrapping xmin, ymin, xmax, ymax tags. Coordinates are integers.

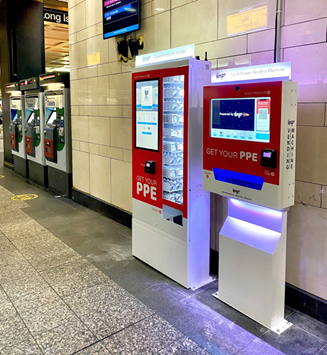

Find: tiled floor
<box><xmin>1</xmin><ymin>139</ymin><xmax>327</xmax><ymax>354</ymax></box>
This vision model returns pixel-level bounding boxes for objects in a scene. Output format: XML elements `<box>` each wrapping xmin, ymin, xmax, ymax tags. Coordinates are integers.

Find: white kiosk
<box><xmin>132</xmin><ymin>46</ymin><xmax>212</xmax><ymax>289</ymax></box>
<box><xmin>6</xmin><ymin>82</ymin><xmax>27</xmax><ymax>178</ymax></box>
<box><xmin>21</xmin><ymin>77</ymin><xmax>47</xmax><ymax>187</ymax></box>
<box><xmin>203</xmin><ymin>63</ymin><xmax>297</xmax><ymax>332</ymax></box>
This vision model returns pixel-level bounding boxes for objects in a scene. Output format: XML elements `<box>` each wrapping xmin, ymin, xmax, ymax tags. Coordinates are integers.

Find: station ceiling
<box><xmin>44</xmin><ymin>0</ymin><xmax>69</xmax><ymax>72</ymax></box>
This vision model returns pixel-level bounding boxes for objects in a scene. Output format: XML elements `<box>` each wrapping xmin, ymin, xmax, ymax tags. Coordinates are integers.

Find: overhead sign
<box><xmin>211</xmin><ymin>62</ymin><xmax>291</xmax><ymax>84</ymax></box>
<box><xmin>135</xmin><ymin>45</ymin><xmax>195</xmax><ymax>68</ymax></box>
<box><xmin>11</xmin><ymin>194</ymin><xmax>38</xmax><ymax>201</ymax></box>
<box><xmin>44</xmin><ymin>9</ymin><xmax>68</xmax><ymax>25</ymax></box>
<box><xmin>227</xmin><ymin>5</ymin><xmax>267</xmax><ymax>36</ymax></box>
<box><xmin>103</xmin><ymin>0</ymin><xmax>140</xmax><ymax>39</ymax></box>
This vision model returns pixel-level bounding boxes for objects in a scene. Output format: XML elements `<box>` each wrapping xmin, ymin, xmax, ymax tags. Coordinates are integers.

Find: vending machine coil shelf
<box><xmin>163</xmin><ymin>114</ymin><xmax>184</xmax><ymax>125</ymax></box>
<box><xmin>163</xmin><ymin>152</ymin><xmax>183</xmax><ymax>166</ymax></box>
<box><xmin>162</xmin><ymin>75</ymin><xmax>184</xmax><ymax>206</ymax></box>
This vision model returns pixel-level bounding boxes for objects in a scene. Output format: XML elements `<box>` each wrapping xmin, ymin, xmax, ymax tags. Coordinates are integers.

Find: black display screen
<box><xmin>103</xmin><ymin>0</ymin><xmax>140</xmax><ymax>39</ymax></box>
<box><xmin>210</xmin><ymin>97</ymin><xmax>271</xmax><ymax>142</ymax></box>
<box><xmin>211</xmin><ymin>98</ymin><xmax>255</xmax><ymax>131</ymax></box>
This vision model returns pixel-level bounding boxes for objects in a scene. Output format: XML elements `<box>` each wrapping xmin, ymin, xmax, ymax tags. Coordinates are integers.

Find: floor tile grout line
<box><xmin>0</xmin><ymin>204</ymin><xmax>105</xmax><ymax>350</ymax></box>
<box><xmin>317</xmin><ymin>343</ymin><xmax>327</xmax><ymax>355</ymax></box>
<box><xmin>0</xmin><ymin>285</ymin><xmax>46</xmax><ymax>354</ymax></box>
<box><xmin>93</xmin><ymin>313</ymin><xmax>196</xmax><ymax>355</ymax></box>
<box><xmin>233</xmin><ymin>339</ymin><xmax>262</xmax><ymax>355</ymax></box>
<box><xmin>0</xmin><ymin>202</ymin><xmax>160</xmax><ymax>351</ymax></box>
<box><xmin>154</xmin><ymin>335</ymin><xmax>209</xmax><ymax>355</ymax></box>
<box><xmin>288</xmin><ymin>323</ymin><xmax>327</xmax><ymax>343</ymax></box>
<box><xmin>69</xmin><ymin>340</ymin><xmax>110</xmax><ymax>355</ymax></box>
<box><xmin>0</xmin><ymin>197</ymin><xmax>183</xmax><ymax>354</ymax></box>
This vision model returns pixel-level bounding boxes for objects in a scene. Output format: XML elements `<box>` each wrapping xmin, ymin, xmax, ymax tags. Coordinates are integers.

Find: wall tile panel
<box><xmin>296</xmin><ymin>126</ymin><xmax>327</xmax><ymax>185</ymax></box>
<box><xmin>90</xmin><ymin>154</ymin><xmax>111</xmax><ymax>204</ymax></box>
<box><xmin>285</xmin><ymin>0</ymin><xmax>327</xmax><ymax>25</ymax></box>
<box><xmin>284</xmin><ymin>43</ymin><xmax>327</xmax><ymax>103</ymax></box>
<box><xmin>172</xmin><ymin>0</ymin><xmax>218</xmax><ymax>47</ymax></box>
<box><xmin>73</xmin><ymin>150</ymin><xmax>90</xmax><ymax>193</ymax></box>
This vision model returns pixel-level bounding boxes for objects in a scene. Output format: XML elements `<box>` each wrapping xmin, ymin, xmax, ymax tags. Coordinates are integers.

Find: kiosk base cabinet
<box><xmin>132</xmin><ymin>218</ymin><xmax>211</xmax><ymax>289</ymax></box>
<box><xmin>13</xmin><ymin>155</ymin><xmax>28</xmax><ymax>179</ymax></box>
<box><xmin>28</xmin><ymin>161</ymin><xmax>48</xmax><ymax>188</ymax></box>
<box><xmin>48</xmin><ymin>166</ymin><xmax>72</xmax><ymax>197</ymax></box>
<box><xmin>217</xmin><ymin>199</ymin><xmax>288</xmax><ymax>330</ymax></box>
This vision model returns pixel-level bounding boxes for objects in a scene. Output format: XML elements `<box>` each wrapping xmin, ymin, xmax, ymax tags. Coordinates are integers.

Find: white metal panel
<box><xmin>25</xmin><ymin>93</ymin><xmax>46</xmax><ymax>166</ymax></box>
<box><xmin>132</xmin><ymin>218</ymin><xmax>189</xmax><ymax>287</ymax></box>
<box><xmin>11</xmin><ymin>96</ymin><xmax>26</xmax><ymax>160</ymax></box>
<box><xmin>45</xmin><ymin>89</ymin><xmax>72</xmax><ymax>173</ymax></box>
<box><xmin>132</xmin><ymin>199</ymin><xmax>187</xmax><ymax>242</ymax></box>
<box><xmin>218</xmin><ymin>211</ymin><xmax>287</xmax><ymax>329</ymax></box>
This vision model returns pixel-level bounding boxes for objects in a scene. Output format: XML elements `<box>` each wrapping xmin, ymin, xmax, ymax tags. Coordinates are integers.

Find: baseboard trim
<box><xmin>72</xmin><ymin>188</ymin><xmax>132</xmax><ymax>229</ymax></box>
<box><xmin>4</xmin><ymin>161</ymin><xmax>14</xmax><ymax>170</ymax></box>
<box><xmin>285</xmin><ymin>283</ymin><xmax>327</xmax><ymax>325</ymax></box>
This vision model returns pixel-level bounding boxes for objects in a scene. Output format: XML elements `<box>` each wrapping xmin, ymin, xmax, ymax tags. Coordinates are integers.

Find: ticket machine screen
<box><xmin>27</xmin><ymin>112</ymin><xmax>35</xmax><ymax>123</ymax></box>
<box><xmin>12</xmin><ymin>113</ymin><xmax>18</xmax><ymax>121</ymax></box>
<box><xmin>210</xmin><ymin>97</ymin><xmax>270</xmax><ymax>143</ymax></box>
<box><xmin>48</xmin><ymin>111</ymin><xmax>57</xmax><ymax>124</ymax></box>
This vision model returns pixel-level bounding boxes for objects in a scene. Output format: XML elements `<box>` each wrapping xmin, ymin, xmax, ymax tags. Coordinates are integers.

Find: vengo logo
<box><xmin>220</xmin><ymin>112</ymin><xmax>250</xmax><ymax>118</ymax></box>
<box><xmin>288</xmin><ymin>119</ymin><xmax>295</xmax><ymax>126</ymax></box>
<box><xmin>216</xmin><ymin>73</ymin><xmax>226</xmax><ymax>80</ymax></box>
<box><xmin>233</xmin><ymin>189</ymin><xmax>240</xmax><ymax>194</ymax></box>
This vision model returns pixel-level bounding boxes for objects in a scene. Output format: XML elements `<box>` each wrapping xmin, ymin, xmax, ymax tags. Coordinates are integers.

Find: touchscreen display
<box><xmin>135</xmin><ymin>80</ymin><xmax>159</xmax><ymax>151</ymax></box>
<box><xmin>47</xmin><ymin>111</ymin><xmax>57</xmax><ymax>124</ymax></box>
<box><xmin>211</xmin><ymin>97</ymin><xmax>270</xmax><ymax>142</ymax></box>
<box><xmin>27</xmin><ymin>112</ymin><xmax>35</xmax><ymax>123</ymax></box>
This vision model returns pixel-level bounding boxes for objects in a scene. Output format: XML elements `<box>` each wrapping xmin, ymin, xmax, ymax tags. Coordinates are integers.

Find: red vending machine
<box><xmin>132</xmin><ymin>50</ymin><xmax>212</xmax><ymax>289</ymax></box>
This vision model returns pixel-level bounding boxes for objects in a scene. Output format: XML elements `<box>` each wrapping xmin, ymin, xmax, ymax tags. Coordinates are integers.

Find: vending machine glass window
<box><xmin>135</xmin><ymin>80</ymin><xmax>159</xmax><ymax>151</ymax></box>
<box><xmin>162</xmin><ymin>75</ymin><xmax>185</xmax><ymax>205</ymax></box>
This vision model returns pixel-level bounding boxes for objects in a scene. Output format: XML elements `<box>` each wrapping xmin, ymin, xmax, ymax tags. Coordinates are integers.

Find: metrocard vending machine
<box><xmin>20</xmin><ymin>78</ymin><xmax>47</xmax><ymax>187</ymax></box>
<box><xmin>203</xmin><ymin>81</ymin><xmax>297</xmax><ymax>331</ymax></box>
<box><xmin>132</xmin><ymin>58</ymin><xmax>212</xmax><ymax>289</ymax></box>
<box><xmin>5</xmin><ymin>82</ymin><xmax>28</xmax><ymax>178</ymax></box>
<box><xmin>40</xmin><ymin>73</ymin><xmax>71</xmax><ymax>197</ymax></box>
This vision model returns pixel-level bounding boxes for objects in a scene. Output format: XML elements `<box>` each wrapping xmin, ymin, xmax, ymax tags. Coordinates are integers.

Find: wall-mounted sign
<box><xmin>227</xmin><ymin>5</ymin><xmax>267</xmax><ymax>36</ymax></box>
<box><xmin>44</xmin><ymin>9</ymin><xmax>68</xmax><ymax>25</ymax></box>
<box><xmin>211</xmin><ymin>62</ymin><xmax>291</xmax><ymax>84</ymax></box>
<box><xmin>135</xmin><ymin>45</ymin><xmax>195</xmax><ymax>68</ymax></box>
<box><xmin>87</xmin><ymin>52</ymin><xmax>101</xmax><ymax>66</ymax></box>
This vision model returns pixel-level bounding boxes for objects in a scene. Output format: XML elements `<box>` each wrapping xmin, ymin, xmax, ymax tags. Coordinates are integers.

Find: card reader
<box><xmin>260</xmin><ymin>149</ymin><xmax>277</xmax><ymax>168</ymax></box>
<box><xmin>145</xmin><ymin>161</ymin><xmax>155</xmax><ymax>174</ymax></box>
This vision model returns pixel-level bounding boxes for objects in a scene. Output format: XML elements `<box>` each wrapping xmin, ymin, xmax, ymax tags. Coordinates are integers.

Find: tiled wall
<box><xmin>69</xmin><ymin>0</ymin><xmax>327</xmax><ymax>300</ymax></box>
